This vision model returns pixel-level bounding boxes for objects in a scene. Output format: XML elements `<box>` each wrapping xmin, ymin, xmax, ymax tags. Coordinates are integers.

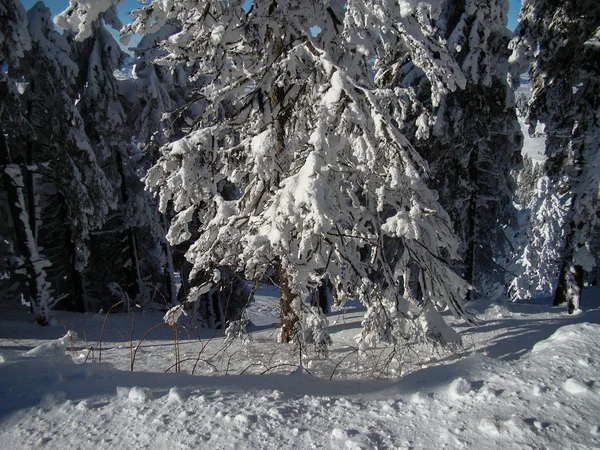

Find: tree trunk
<box><xmin>553</xmin><ymin>220</ymin><xmax>584</xmax><ymax>314</ymax></box>
<box><xmin>317</xmin><ymin>277</ymin><xmax>329</xmax><ymax>314</ymax></box>
<box><xmin>64</xmin><ymin>220</ymin><xmax>86</xmax><ymax>313</ymax></box>
<box><xmin>0</xmin><ymin>124</ymin><xmax>49</xmax><ymax>324</ymax></box>
<box><xmin>403</xmin><ymin>260</ymin><xmax>421</xmax><ymax>302</ymax></box>
<box><xmin>553</xmin><ymin>122</ymin><xmax>585</xmax><ymax>314</ymax></box>
<box><xmin>465</xmin><ymin>145</ymin><xmax>479</xmax><ymax>301</ymax></box>
<box><xmin>116</xmin><ymin>151</ymin><xmax>143</xmax><ymax>305</ymax></box>
<box><xmin>310</xmin><ymin>277</ymin><xmax>330</xmax><ymax>314</ymax></box>
<box><xmin>278</xmin><ymin>262</ymin><xmax>299</xmax><ymax>343</ymax></box>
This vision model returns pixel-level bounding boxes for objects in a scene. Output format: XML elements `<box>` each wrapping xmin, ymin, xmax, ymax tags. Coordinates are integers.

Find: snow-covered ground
<box><xmin>516</xmin><ymin>75</ymin><xmax>546</xmax><ymax>164</ymax></box>
<box><xmin>1</xmin><ymin>286</ymin><xmax>600</xmax><ymax>449</ymax></box>
<box><xmin>519</xmin><ymin>117</ymin><xmax>546</xmax><ymax>164</ymax></box>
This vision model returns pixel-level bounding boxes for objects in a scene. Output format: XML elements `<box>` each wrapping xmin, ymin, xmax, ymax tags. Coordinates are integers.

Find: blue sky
<box><xmin>21</xmin><ymin>0</ymin><xmax>523</xmax><ymax>32</ymax></box>
<box><xmin>21</xmin><ymin>0</ymin><xmax>141</xmax><ymax>22</ymax></box>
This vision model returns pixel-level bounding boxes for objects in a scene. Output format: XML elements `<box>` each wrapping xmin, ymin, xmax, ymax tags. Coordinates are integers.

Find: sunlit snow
<box><xmin>1</xmin><ymin>286</ymin><xmax>600</xmax><ymax>449</ymax></box>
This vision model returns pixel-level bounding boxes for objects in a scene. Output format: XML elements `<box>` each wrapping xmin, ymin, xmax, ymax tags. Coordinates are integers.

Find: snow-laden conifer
<box><xmin>372</xmin><ymin>0</ymin><xmax>522</xmax><ymax>299</ymax></box>
<box><xmin>68</xmin><ymin>15</ymin><xmax>166</xmax><ymax>311</ymax></box>
<box><xmin>124</xmin><ymin>0</ymin><xmax>474</xmax><ymax>348</ymax></box>
<box><xmin>0</xmin><ymin>0</ymin><xmax>31</xmax><ymax>68</ymax></box>
<box><xmin>1</xmin><ymin>1</ymin><xmax>115</xmax><ymax>322</ymax></box>
<box><xmin>509</xmin><ymin>176</ymin><xmax>569</xmax><ymax>300</ymax></box>
<box><xmin>510</xmin><ymin>0</ymin><xmax>600</xmax><ymax>312</ymax></box>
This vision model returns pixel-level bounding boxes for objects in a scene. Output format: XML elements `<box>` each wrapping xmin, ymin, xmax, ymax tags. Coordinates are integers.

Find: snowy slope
<box><xmin>1</xmin><ymin>287</ymin><xmax>600</xmax><ymax>449</ymax></box>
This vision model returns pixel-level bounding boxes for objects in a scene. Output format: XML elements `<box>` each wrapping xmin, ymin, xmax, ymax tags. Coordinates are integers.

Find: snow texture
<box><xmin>1</xmin><ymin>287</ymin><xmax>600</xmax><ymax>449</ymax></box>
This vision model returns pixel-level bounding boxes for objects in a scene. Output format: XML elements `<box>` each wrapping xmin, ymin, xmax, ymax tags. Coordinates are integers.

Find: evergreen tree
<box><xmin>18</xmin><ymin>3</ymin><xmax>118</xmax><ymax>314</ymax></box>
<box><xmin>69</xmin><ymin>17</ymin><xmax>162</xmax><ymax>311</ymax></box>
<box><xmin>0</xmin><ymin>0</ymin><xmax>34</xmax><ymax>311</ymax></box>
<box><xmin>509</xmin><ymin>175</ymin><xmax>569</xmax><ymax>299</ymax></box>
<box><xmin>511</xmin><ymin>0</ymin><xmax>600</xmax><ymax>312</ymax></box>
<box><xmin>54</xmin><ymin>1</ymin><xmax>172</xmax><ymax>312</ymax></box>
<box><xmin>1</xmin><ymin>1</ymin><xmax>115</xmax><ymax>322</ymax></box>
<box><xmin>125</xmin><ymin>0</ymin><xmax>475</xmax><ymax>349</ymax></box>
<box><xmin>373</xmin><ymin>0</ymin><xmax>522</xmax><ymax>299</ymax></box>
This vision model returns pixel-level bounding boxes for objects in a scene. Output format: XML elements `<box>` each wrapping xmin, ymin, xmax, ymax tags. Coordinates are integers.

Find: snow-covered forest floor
<box><xmin>1</xmin><ymin>285</ymin><xmax>600</xmax><ymax>450</ymax></box>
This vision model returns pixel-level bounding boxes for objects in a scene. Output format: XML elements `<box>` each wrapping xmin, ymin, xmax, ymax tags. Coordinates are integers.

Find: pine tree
<box><xmin>1</xmin><ymin>1</ymin><xmax>116</xmax><ymax>323</ymax></box>
<box><xmin>64</xmin><ymin>14</ymin><xmax>169</xmax><ymax>311</ymax></box>
<box><xmin>373</xmin><ymin>0</ymin><xmax>522</xmax><ymax>299</ymax></box>
<box><xmin>509</xmin><ymin>175</ymin><xmax>569</xmax><ymax>299</ymax></box>
<box><xmin>126</xmin><ymin>0</ymin><xmax>475</xmax><ymax>349</ymax></box>
<box><xmin>511</xmin><ymin>0</ymin><xmax>600</xmax><ymax>312</ymax></box>
<box><xmin>0</xmin><ymin>0</ymin><xmax>34</xmax><ymax>311</ymax></box>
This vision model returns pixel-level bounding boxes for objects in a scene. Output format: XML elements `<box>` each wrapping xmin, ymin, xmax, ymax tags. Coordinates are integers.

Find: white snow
<box><xmin>519</xmin><ymin>117</ymin><xmax>546</xmax><ymax>163</ymax></box>
<box><xmin>1</xmin><ymin>287</ymin><xmax>600</xmax><ymax>449</ymax></box>
<box><xmin>515</xmin><ymin>75</ymin><xmax>546</xmax><ymax>164</ymax></box>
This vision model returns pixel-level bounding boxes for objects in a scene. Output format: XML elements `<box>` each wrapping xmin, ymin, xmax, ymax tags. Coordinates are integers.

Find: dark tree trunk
<box><xmin>465</xmin><ymin>145</ymin><xmax>479</xmax><ymax>301</ymax></box>
<box><xmin>317</xmin><ymin>277</ymin><xmax>329</xmax><ymax>314</ymax></box>
<box><xmin>403</xmin><ymin>260</ymin><xmax>422</xmax><ymax>302</ymax></box>
<box><xmin>64</xmin><ymin>221</ymin><xmax>86</xmax><ymax>313</ymax></box>
<box><xmin>310</xmin><ymin>277</ymin><xmax>330</xmax><ymax>314</ymax></box>
<box><xmin>115</xmin><ymin>150</ymin><xmax>142</xmax><ymax>305</ymax></box>
<box><xmin>278</xmin><ymin>262</ymin><xmax>298</xmax><ymax>343</ymax></box>
<box><xmin>553</xmin><ymin>219</ymin><xmax>584</xmax><ymax>314</ymax></box>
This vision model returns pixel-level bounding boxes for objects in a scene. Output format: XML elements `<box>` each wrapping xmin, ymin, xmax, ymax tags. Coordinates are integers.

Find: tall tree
<box><xmin>511</xmin><ymin>0</ymin><xmax>600</xmax><ymax>312</ymax></box>
<box><xmin>124</xmin><ymin>0</ymin><xmax>475</xmax><ymax>350</ymax></box>
<box><xmin>64</xmin><ymin>12</ymin><xmax>169</xmax><ymax>311</ymax></box>
<box><xmin>1</xmin><ymin>0</ymin><xmax>115</xmax><ymax>323</ymax></box>
<box><xmin>0</xmin><ymin>0</ymin><xmax>34</xmax><ymax>311</ymax></box>
<box><xmin>373</xmin><ymin>0</ymin><xmax>522</xmax><ymax>299</ymax></box>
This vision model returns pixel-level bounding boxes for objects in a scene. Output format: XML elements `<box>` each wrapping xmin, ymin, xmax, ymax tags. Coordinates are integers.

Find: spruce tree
<box><xmin>126</xmin><ymin>0</ymin><xmax>475</xmax><ymax>348</ymax></box>
<box><xmin>511</xmin><ymin>0</ymin><xmax>600</xmax><ymax>312</ymax></box>
<box><xmin>373</xmin><ymin>0</ymin><xmax>522</xmax><ymax>300</ymax></box>
<box><xmin>2</xmin><ymin>1</ymin><xmax>115</xmax><ymax>322</ymax></box>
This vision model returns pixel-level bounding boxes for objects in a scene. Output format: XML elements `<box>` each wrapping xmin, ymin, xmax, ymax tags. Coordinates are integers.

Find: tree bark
<box><xmin>310</xmin><ymin>276</ymin><xmax>330</xmax><ymax>314</ymax></box>
<box><xmin>553</xmin><ymin>219</ymin><xmax>584</xmax><ymax>314</ymax></box>
<box><xmin>552</xmin><ymin>118</ymin><xmax>586</xmax><ymax>314</ymax></box>
<box><xmin>116</xmin><ymin>150</ymin><xmax>143</xmax><ymax>305</ymax></box>
<box><xmin>64</xmin><ymin>219</ymin><xmax>86</xmax><ymax>313</ymax></box>
<box><xmin>465</xmin><ymin>145</ymin><xmax>479</xmax><ymax>301</ymax></box>
<box><xmin>278</xmin><ymin>262</ymin><xmax>299</xmax><ymax>343</ymax></box>
<box><xmin>317</xmin><ymin>277</ymin><xmax>329</xmax><ymax>314</ymax></box>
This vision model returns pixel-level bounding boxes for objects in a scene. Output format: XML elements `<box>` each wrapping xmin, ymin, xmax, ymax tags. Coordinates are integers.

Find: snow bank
<box><xmin>1</xmin><ymin>305</ymin><xmax>599</xmax><ymax>450</ymax></box>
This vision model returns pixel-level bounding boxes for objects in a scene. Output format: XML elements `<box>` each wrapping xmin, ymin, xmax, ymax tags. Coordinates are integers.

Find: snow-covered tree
<box><xmin>15</xmin><ymin>2</ymin><xmax>119</xmax><ymax>315</ymax></box>
<box><xmin>0</xmin><ymin>0</ymin><xmax>33</xmax><ymax>310</ymax></box>
<box><xmin>127</xmin><ymin>21</ymin><xmax>208</xmax><ymax>309</ymax></box>
<box><xmin>373</xmin><ymin>0</ymin><xmax>522</xmax><ymax>299</ymax></box>
<box><xmin>0</xmin><ymin>0</ymin><xmax>30</xmax><ymax>68</ymax></box>
<box><xmin>127</xmin><ymin>21</ymin><xmax>200</xmax><ymax>159</ymax></box>
<box><xmin>514</xmin><ymin>154</ymin><xmax>543</xmax><ymax>207</ymax></box>
<box><xmin>1</xmin><ymin>1</ymin><xmax>115</xmax><ymax>323</ymax></box>
<box><xmin>511</xmin><ymin>0</ymin><xmax>600</xmax><ymax>312</ymax></box>
<box><xmin>121</xmin><ymin>0</ymin><xmax>475</xmax><ymax>348</ymax></box>
<box><xmin>57</xmin><ymin>12</ymin><xmax>171</xmax><ymax>311</ymax></box>
<box><xmin>508</xmin><ymin>176</ymin><xmax>569</xmax><ymax>299</ymax></box>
